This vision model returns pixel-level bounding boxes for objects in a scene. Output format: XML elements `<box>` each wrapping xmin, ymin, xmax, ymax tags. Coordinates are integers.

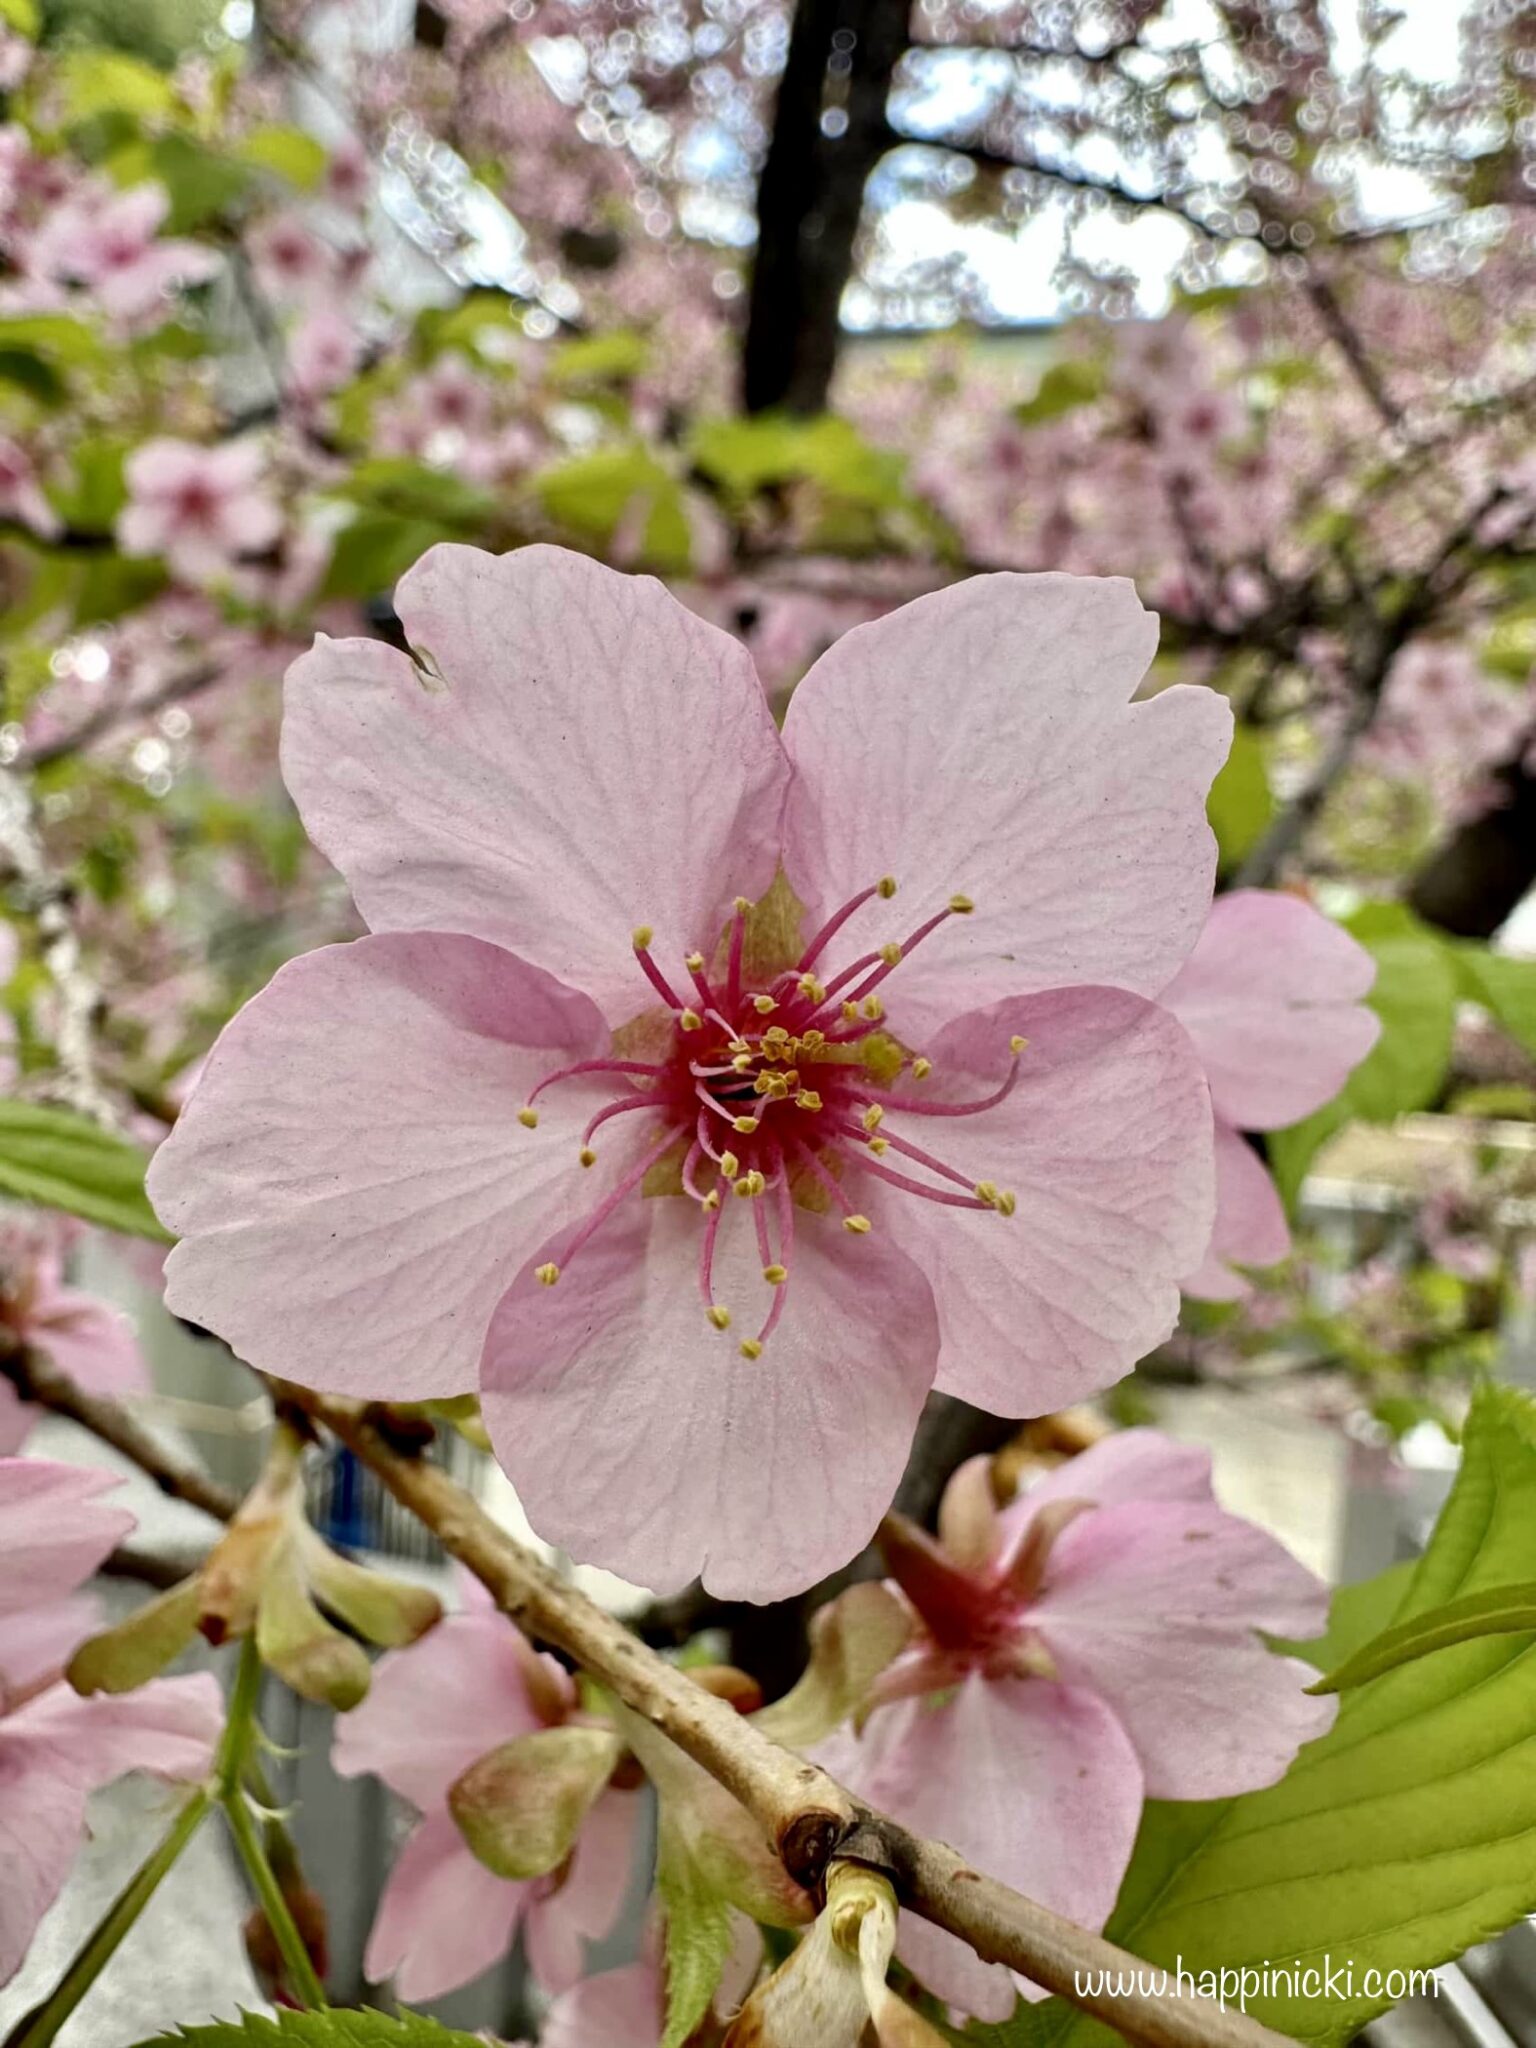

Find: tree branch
<box><xmin>0</xmin><ymin>1350</ymin><xmax>240</xmax><ymax>1524</ymax></box>
<box><xmin>283</xmin><ymin>1381</ymin><xmax>1292</xmax><ymax>2048</ymax></box>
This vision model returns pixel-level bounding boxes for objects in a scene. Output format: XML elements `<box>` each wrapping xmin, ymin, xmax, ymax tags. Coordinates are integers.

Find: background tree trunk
<box><xmin>741</xmin><ymin>0</ymin><xmax>909</xmax><ymax>414</ymax></box>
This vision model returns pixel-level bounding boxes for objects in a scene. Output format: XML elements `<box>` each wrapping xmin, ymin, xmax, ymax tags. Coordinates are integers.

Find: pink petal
<box><xmin>1159</xmin><ymin>890</ymin><xmax>1379</xmax><ymax>1131</ymax></box>
<box><xmin>877</xmin><ymin>987</ymin><xmax>1214</xmax><ymax>1417</ymax></box>
<box><xmin>1031</xmin><ymin>1499</ymin><xmax>1335</xmax><ymax>1799</ymax></box>
<box><xmin>823</xmin><ymin>1673</ymin><xmax>1144</xmax><ymax>2020</ymax></box>
<box><xmin>781</xmin><ymin>574</ymin><xmax>1230</xmax><ymax>1042</ymax></box>
<box><xmin>363</xmin><ymin>1809</ymin><xmax>527</xmax><ymax>2001</ymax></box>
<box><xmin>0</xmin><ymin>1460</ymin><xmax>133</xmax><ymax>1612</ymax></box>
<box><xmin>151</xmin><ymin>933</ymin><xmax>608</xmax><ymax>1400</ymax></box>
<box><xmin>541</xmin><ymin>1959</ymin><xmax>664</xmax><ymax>2048</ymax></box>
<box><xmin>0</xmin><ymin>1595</ymin><xmax>98</xmax><ymax>1700</ymax></box>
<box><xmin>282</xmin><ymin>544</ymin><xmax>791</xmax><ymax>1025</ymax></box>
<box><xmin>215</xmin><ymin>489</ymin><xmax>284</xmax><ymax>557</ymax></box>
<box><xmin>481</xmin><ymin>1197</ymin><xmax>939</xmax><ymax>1601</ymax></box>
<box><xmin>0</xmin><ymin>1672</ymin><xmax>221</xmax><ymax>1986</ymax></box>
<box><xmin>995</xmin><ymin>1425</ymin><xmax>1216</xmax><ymax>1569</ymax></box>
<box><xmin>0</xmin><ymin>1383</ymin><xmax>29</xmax><ymax>1456</ymax></box>
<box><xmin>1182</xmin><ymin>1119</ymin><xmax>1292</xmax><ymax>1301</ymax></box>
<box><xmin>332</xmin><ymin>1607</ymin><xmax>558</xmax><ymax>1809</ymax></box>
<box><xmin>28</xmin><ymin>1290</ymin><xmax>149</xmax><ymax>1403</ymax></box>
<box><xmin>124</xmin><ymin>437</ymin><xmax>201</xmax><ymax>498</ymax></box>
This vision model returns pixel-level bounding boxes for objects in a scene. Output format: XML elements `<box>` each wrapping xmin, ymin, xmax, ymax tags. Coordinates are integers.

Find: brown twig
<box><xmin>1</xmin><ymin>1350</ymin><xmax>241</xmax><ymax>1524</ymax></box>
<box><xmin>284</xmin><ymin>1381</ymin><xmax>1293</xmax><ymax>2048</ymax></box>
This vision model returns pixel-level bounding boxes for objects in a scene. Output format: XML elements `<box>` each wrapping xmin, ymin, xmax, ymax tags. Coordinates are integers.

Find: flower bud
<box><xmin>724</xmin><ymin>1864</ymin><xmax>945</xmax><ymax>2047</ymax></box>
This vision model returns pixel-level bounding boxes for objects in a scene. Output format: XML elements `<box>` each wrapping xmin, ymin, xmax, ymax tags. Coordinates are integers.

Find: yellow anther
<box><xmin>975</xmin><ymin>1180</ymin><xmax>999</xmax><ymax>1208</ymax></box>
<box><xmin>798</xmin><ymin>973</ymin><xmax>827</xmax><ymax>1002</ymax></box>
<box><xmin>862</xmin><ymin>1104</ymin><xmax>885</xmax><ymax>1133</ymax></box>
<box><xmin>734</xmin><ymin>1176</ymin><xmax>755</xmax><ymax>1199</ymax></box>
<box><xmin>686</xmin><ymin>952</ymin><xmax>706</xmax><ymax>972</ymax></box>
<box><xmin>877</xmin><ymin>875</ymin><xmax>897</xmax><ymax>898</ymax></box>
<box><xmin>996</xmin><ymin>1190</ymin><xmax>1017</xmax><ymax>1217</ymax></box>
<box><xmin>739</xmin><ymin>1338</ymin><xmax>764</xmax><ymax>1360</ymax></box>
<box><xmin>860</xmin><ymin>995</ymin><xmax>885</xmax><ymax>1021</ymax></box>
<box><xmin>733</xmin><ymin>1115</ymin><xmax>760</xmax><ymax>1134</ymax></box>
<box><xmin>843</xmin><ymin>1214</ymin><xmax>873</xmax><ymax>1235</ymax></box>
<box><xmin>579</xmin><ymin>1146</ymin><xmax>597</xmax><ymax>1168</ymax></box>
<box><xmin>796</xmin><ymin>1089</ymin><xmax>823</xmax><ymax>1112</ymax></box>
<box><xmin>632</xmin><ymin>925</ymin><xmax>654</xmax><ymax>950</ymax></box>
<box><xmin>753</xmin><ymin>994</ymin><xmax>778</xmax><ymax>1015</ymax></box>
<box><xmin>701</xmin><ymin>1189</ymin><xmax>721</xmax><ymax>1211</ymax></box>
<box><xmin>763</xmin><ymin>1024</ymin><xmax>790</xmax><ymax>1044</ymax></box>
<box><xmin>517</xmin><ymin>1107</ymin><xmax>539</xmax><ymax>1129</ymax></box>
<box><xmin>728</xmin><ymin>1037</ymin><xmax>752</xmax><ymax>1056</ymax></box>
<box><xmin>1010</xmin><ymin>1035</ymin><xmax>1028</xmax><ymax>1055</ymax></box>
<box><xmin>720</xmin><ymin>1151</ymin><xmax>740</xmax><ymax>1179</ymax></box>
<box><xmin>841</xmin><ymin>1001</ymin><xmax>859</xmax><ymax>1022</ymax></box>
<box><xmin>745</xmin><ymin>1170</ymin><xmax>766</xmax><ymax>1196</ymax></box>
<box><xmin>802</xmin><ymin>1029</ymin><xmax>826</xmax><ymax>1051</ymax></box>
<box><xmin>763</xmin><ymin>1263</ymin><xmax>788</xmax><ymax>1286</ymax></box>
<box><xmin>879</xmin><ymin>942</ymin><xmax>902</xmax><ymax>967</ymax></box>
<box><xmin>535</xmin><ymin>1263</ymin><xmax>560</xmax><ymax>1287</ymax></box>
<box><xmin>911</xmin><ymin>1056</ymin><xmax>932</xmax><ymax>1079</ymax></box>
<box><xmin>732</xmin><ymin>1052</ymin><xmax>754</xmax><ymax>1072</ymax></box>
<box><xmin>948</xmin><ymin>894</ymin><xmax>974</xmax><ymax>915</ymax></box>
<box><xmin>679</xmin><ymin>1008</ymin><xmax>703</xmax><ymax>1032</ymax></box>
<box><xmin>733</xmin><ymin>896</ymin><xmax>751</xmax><ymax>914</ymax></box>
<box><xmin>868</xmin><ymin>1136</ymin><xmax>889</xmax><ymax>1155</ymax></box>
<box><xmin>707</xmin><ymin>1304</ymin><xmax>732</xmax><ymax>1331</ymax></box>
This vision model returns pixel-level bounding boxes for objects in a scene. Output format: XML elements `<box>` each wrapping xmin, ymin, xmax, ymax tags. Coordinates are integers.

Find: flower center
<box><xmin>517</xmin><ymin>880</ymin><xmax>1026</xmax><ymax>1358</ymax></box>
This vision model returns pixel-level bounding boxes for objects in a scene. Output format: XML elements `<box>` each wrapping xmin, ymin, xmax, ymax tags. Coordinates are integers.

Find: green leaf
<box><xmin>234</xmin><ymin>125</ymin><xmax>328</xmax><ymax>191</ymax></box>
<box><xmin>319</xmin><ymin>512</ymin><xmax>452</xmax><ymax>602</ymax></box>
<box><xmin>1267</xmin><ymin>908</ymin><xmax>1458</xmax><ymax>1205</ymax></box>
<box><xmin>138</xmin><ymin>134</ymin><xmax>249</xmax><ymax>233</ymax></box>
<box><xmin>1456</xmin><ymin>946</ymin><xmax>1536</xmax><ymax>1059</ymax></box>
<box><xmin>1313</xmin><ymin>1578</ymin><xmax>1536</xmax><ymax>1694</ymax></box>
<box><xmin>1205</xmin><ymin>724</ymin><xmax>1273</xmax><ymax>872</ymax></box>
<box><xmin>0</xmin><ymin>315</ymin><xmax>106</xmax><ymax>369</ymax></box>
<box><xmin>0</xmin><ymin>347</ymin><xmax>65</xmax><ymax>407</ymax></box>
<box><xmin>1013</xmin><ymin>358</ymin><xmax>1104</xmax><ymax>426</ymax></box>
<box><xmin>342</xmin><ymin>459</ymin><xmax>497</xmax><ymax>527</ymax></box>
<box><xmin>964</xmin><ymin>1383</ymin><xmax>1536</xmax><ymax>2047</ymax></box>
<box><xmin>534</xmin><ymin>445</ymin><xmax>692</xmax><ymax>572</ymax></box>
<box><xmin>58</xmin><ymin>47</ymin><xmax>178</xmax><ymax>125</ymax></box>
<box><xmin>0</xmin><ymin>1098</ymin><xmax>170</xmax><ymax>1240</ymax></box>
<box><xmin>133</xmin><ymin>2009</ymin><xmax>487</xmax><ymax>2046</ymax></box>
<box><xmin>549</xmin><ymin>327</ymin><xmax>649</xmax><ymax>385</ymax></box>
<box><xmin>0</xmin><ymin>0</ymin><xmax>40</xmax><ymax>36</ymax></box>
<box><xmin>689</xmin><ymin>412</ymin><xmax>905</xmax><ymax>508</ymax></box>
<box><xmin>657</xmin><ymin>1840</ymin><xmax>736</xmax><ymax>2048</ymax></box>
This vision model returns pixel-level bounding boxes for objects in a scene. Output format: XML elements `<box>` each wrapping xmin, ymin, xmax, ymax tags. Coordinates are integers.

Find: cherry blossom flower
<box><xmin>248</xmin><ymin>212</ymin><xmax>335</xmax><ymax>304</ymax></box>
<box><xmin>117</xmin><ymin>440</ymin><xmax>283</xmax><ymax>586</ymax></box>
<box><xmin>818</xmin><ymin>1430</ymin><xmax>1335</xmax><ymax>2021</ymax></box>
<box><xmin>1159</xmin><ymin>890</ymin><xmax>1380</xmax><ymax>1298</ymax></box>
<box><xmin>0</xmin><ymin>1459</ymin><xmax>223</xmax><ymax>1985</ymax></box>
<box><xmin>24</xmin><ymin>182</ymin><xmax>217</xmax><ymax>327</ymax></box>
<box><xmin>150</xmin><ymin>545</ymin><xmax>1229</xmax><ymax>1599</ymax></box>
<box><xmin>286</xmin><ymin>306</ymin><xmax>365</xmax><ymax>404</ymax></box>
<box><xmin>0</xmin><ymin>1215</ymin><xmax>151</xmax><ymax>1454</ymax></box>
<box><xmin>332</xmin><ymin>1577</ymin><xmax>639</xmax><ymax>2000</ymax></box>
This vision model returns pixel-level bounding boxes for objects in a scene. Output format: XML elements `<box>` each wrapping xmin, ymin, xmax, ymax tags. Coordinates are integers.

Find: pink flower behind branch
<box><xmin>0</xmin><ymin>1215</ymin><xmax>151</xmax><ymax>1454</ymax></box>
<box><xmin>820</xmin><ymin>1430</ymin><xmax>1335</xmax><ymax>2020</ymax></box>
<box><xmin>332</xmin><ymin>1580</ymin><xmax>639</xmax><ymax>2002</ymax></box>
<box><xmin>0</xmin><ymin>1458</ymin><xmax>222</xmax><ymax>1986</ymax></box>
<box><xmin>150</xmin><ymin>545</ymin><xmax>1231</xmax><ymax>1601</ymax></box>
<box><xmin>24</xmin><ymin>182</ymin><xmax>218</xmax><ymax>327</ymax></box>
<box><xmin>118</xmin><ymin>438</ymin><xmax>283</xmax><ymax>586</ymax></box>
<box><xmin>1160</xmin><ymin>890</ymin><xmax>1380</xmax><ymax>1297</ymax></box>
